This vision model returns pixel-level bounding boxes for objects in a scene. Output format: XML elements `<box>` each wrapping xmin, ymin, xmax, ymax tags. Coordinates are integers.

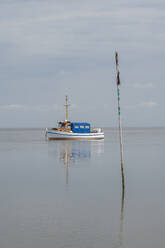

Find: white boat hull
<box><xmin>46</xmin><ymin>130</ymin><xmax>104</xmax><ymax>140</ymax></box>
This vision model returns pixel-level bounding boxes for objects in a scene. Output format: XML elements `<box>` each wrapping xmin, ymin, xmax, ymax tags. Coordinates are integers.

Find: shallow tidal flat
<box><xmin>0</xmin><ymin>127</ymin><xmax>164</xmax><ymax>248</ymax></box>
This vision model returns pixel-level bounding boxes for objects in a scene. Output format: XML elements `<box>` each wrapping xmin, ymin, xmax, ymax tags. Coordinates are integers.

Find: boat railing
<box><xmin>91</xmin><ymin>128</ymin><xmax>103</xmax><ymax>133</ymax></box>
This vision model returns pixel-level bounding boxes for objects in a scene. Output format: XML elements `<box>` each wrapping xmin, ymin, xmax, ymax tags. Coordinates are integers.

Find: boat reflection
<box><xmin>56</xmin><ymin>140</ymin><xmax>104</xmax><ymax>184</ymax></box>
<box><xmin>59</xmin><ymin>141</ymin><xmax>91</xmax><ymax>163</ymax></box>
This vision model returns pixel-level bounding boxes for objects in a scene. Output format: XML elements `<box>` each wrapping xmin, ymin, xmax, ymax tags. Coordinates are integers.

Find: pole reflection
<box><xmin>120</xmin><ymin>163</ymin><xmax>125</xmax><ymax>247</ymax></box>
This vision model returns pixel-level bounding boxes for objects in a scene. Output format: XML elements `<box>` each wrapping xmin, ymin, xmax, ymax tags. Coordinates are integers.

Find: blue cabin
<box><xmin>71</xmin><ymin>122</ymin><xmax>90</xmax><ymax>133</ymax></box>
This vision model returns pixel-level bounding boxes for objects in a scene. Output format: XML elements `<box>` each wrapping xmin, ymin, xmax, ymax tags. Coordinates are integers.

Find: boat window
<box><xmin>80</xmin><ymin>125</ymin><xmax>84</xmax><ymax>128</ymax></box>
<box><xmin>85</xmin><ymin>125</ymin><xmax>89</xmax><ymax>128</ymax></box>
<box><xmin>75</xmin><ymin>125</ymin><xmax>79</xmax><ymax>128</ymax></box>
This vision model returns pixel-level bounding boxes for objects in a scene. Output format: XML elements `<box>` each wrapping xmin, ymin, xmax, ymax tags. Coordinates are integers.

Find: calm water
<box><xmin>0</xmin><ymin>128</ymin><xmax>165</xmax><ymax>248</ymax></box>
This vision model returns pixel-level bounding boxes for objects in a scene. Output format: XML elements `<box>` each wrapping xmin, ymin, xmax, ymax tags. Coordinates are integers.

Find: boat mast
<box><xmin>65</xmin><ymin>95</ymin><xmax>69</xmax><ymax>121</ymax></box>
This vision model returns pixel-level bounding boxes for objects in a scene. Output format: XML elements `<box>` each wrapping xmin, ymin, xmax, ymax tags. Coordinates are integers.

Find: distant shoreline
<box><xmin>0</xmin><ymin>127</ymin><xmax>165</xmax><ymax>130</ymax></box>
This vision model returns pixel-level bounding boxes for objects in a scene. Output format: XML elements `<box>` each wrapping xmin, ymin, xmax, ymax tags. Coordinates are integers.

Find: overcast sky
<box><xmin>0</xmin><ymin>0</ymin><xmax>165</xmax><ymax>127</ymax></box>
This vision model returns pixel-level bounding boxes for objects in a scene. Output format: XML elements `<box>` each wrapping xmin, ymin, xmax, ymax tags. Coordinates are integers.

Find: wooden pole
<box><xmin>115</xmin><ymin>52</ymin><xmax>125</xmax><ymax>247</ymax></box>
<box><xmin>115</xmin><ymin>52</ymin><xmax>125</xmax><ymax>189</ymax></box>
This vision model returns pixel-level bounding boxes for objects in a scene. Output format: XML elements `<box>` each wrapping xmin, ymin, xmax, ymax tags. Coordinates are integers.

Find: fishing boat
<box><xmin>45</xmin><ymin>96</ymin><xmax>104</xmax><ymax>140</ymax></box>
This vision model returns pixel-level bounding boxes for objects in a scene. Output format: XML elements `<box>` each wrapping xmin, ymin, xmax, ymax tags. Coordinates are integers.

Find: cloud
<box><xmin>140</xmin><ymin>101</ymin><xmax>158</xmax><ymax>107</ymax></box>
<box><xmin>0</xmin><ymin>104</ymin><xmax>25</xmax><ymax>110</ymax></box>
<box><xmin>71</xmin><ymin>103</ymin><xmax>79</xmax><ymax>109</ymax></box>
<box><xmin>127</xmin><ymin>83</ymin><xmax>155</xmax><ymax>89</ymax></box>
<box><xmin>0</xmin><ymin>0</ymin><xmax>165</xmax><ymax>127</ymax></box>
<box><xmin>0</xmin><ymin>0</ymin><xmax>165</xmax><ymax>58</ymax></box>
<box><xmin>124</xmin><ymin>101</ymin><xmax>158</xmax><ymax>109</ymax></box>
<box><xmin>0</xmin><ymin>104</ymin><xmax>63</xmax><ymax>112</ymax></box>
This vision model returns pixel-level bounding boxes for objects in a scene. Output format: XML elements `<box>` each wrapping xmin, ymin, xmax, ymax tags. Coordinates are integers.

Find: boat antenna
<box><xmin>115</xmin><ymin>52</ymin><xmax>125</xmax><ymax>189</ymax></box>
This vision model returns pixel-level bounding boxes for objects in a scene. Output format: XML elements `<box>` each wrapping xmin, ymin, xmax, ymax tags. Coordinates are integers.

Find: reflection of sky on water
<box><xmin>47</xmin><ymin>139</ymin><xmax>125</xmax><ymax>246</ymax></box>
<box><xmin>1</xmin><ymin>129</ymin><xmax>165</xmax><ymax>248</ymax></box>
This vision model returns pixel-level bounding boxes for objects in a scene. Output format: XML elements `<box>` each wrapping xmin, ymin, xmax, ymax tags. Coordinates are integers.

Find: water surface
<box><xmin>0</xmin><ymin>128</ymin><xmax>165</xmax><ymax>248</ymax></box>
